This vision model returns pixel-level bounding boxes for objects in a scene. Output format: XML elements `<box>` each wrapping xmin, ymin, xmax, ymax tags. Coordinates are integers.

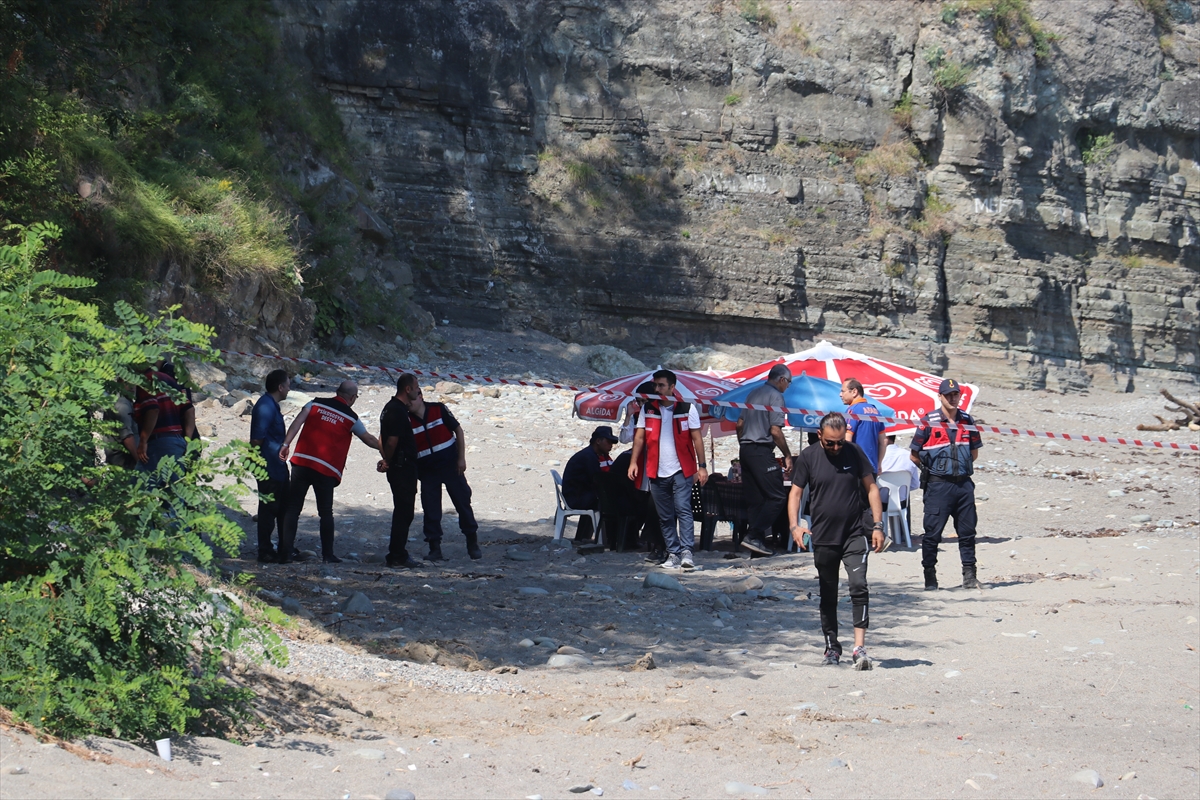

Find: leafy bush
<box><xmin>1079</xmin><ymin>131</ymin><xmax>1117</xmax><ymax>165</ymax></box>
<box><xmin>725</xmin><ymin>93</ymin><xmax>743</xmax><ymax>106</ymax></box>
<box><xmin>967</xmin><ymin>0</ymin><xmax>1060</xmax><ymax>60</ymax></box>
<box><xmin>0</xmin><ymin>222</ymin><xmax>283</xmax><ymax>741</ymax></box>
<box><xmin>739</xmin><ymin>0</ymin><xmax>777</xmax><ymax>30</ymax></box>
<box><xmin>924</xmin><ymin>47</ymin><xmax>974</xmax><ymax>98</ymax></box>
<box><xmin>892</xmin><ymin>91</ymin><xmax>916</xmax><ymax>131</ymax></box>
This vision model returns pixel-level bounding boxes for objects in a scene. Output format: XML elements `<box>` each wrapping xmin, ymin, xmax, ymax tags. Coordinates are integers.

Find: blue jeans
<box><xmin>649</xmin><ymin>471</ymin><xmax>695</xmax><ymax>556</ymax></box>
<box><xmin>137</xmin><ymin>435</ymin><xmax>187</xmax><ymax>484</ymax></box>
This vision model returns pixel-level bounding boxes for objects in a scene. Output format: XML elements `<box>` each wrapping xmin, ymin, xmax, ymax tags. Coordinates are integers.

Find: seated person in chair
<box><xmin>562</xmin><ymin>425</ymin><xmax>619</xmax><ymax>541</ymax></box>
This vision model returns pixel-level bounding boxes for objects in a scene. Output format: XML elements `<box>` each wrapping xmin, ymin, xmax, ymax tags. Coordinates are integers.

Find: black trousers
<box><xmin>921</xmin><ymin>479</ymin><xmax>978</xmax><ymax>568</ymax></box>
<box><xmin>256</xmin><ymin>477</ymin><xmax>290</xmax><ymax>555</ymax></box>
<box><xmin>280</xmin><ymin>464</ymin><xmax>338</xmax><ymax>559</ymax></box>
<box><xmin>387</xmin><ymin>464</ymin><xmax>418</xmax><ymax>562</ymax></box>
<box><xmin>813</xmin><ymin>534</ymin><xmax>870</xmax><ymax>655</ymax></box>
<box><xmin>420</xmin><ymin>460</ymin><xmax>479</xmax><ymax>543</ymax></box>
<box><xmin>740</xmin><ymin>443</ymin><xmax>788</xmax><ymax>540</ymax></box>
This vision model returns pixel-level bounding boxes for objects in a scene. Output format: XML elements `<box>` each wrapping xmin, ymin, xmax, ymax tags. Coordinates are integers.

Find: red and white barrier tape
<box><xmin>200</xmin><ymin>347</ymin><xmax>1200</xmax><ymax>452</ymax></box>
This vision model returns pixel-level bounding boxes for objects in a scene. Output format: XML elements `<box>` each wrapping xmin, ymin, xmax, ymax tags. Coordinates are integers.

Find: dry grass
<box><xmin>853</xmin><ymin>141</ymin><xmax>920</xmax><ymax>187</ymax></box>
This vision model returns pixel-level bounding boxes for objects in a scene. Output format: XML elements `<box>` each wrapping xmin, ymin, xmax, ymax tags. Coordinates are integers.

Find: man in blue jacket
<box><xmin>249</xmin><ymin>369</ymin><xmax>293</xmax><ymax>562</ymax></box>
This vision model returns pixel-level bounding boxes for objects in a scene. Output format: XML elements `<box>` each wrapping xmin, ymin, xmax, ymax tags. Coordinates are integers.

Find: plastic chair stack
<box><xmin>876</xmin><ymin>471</ymin><xmax>913</xmax><ymax>549</ymax></box>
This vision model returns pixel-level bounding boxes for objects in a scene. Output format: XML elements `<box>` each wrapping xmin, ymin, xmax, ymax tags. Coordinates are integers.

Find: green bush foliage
<box><xmin>0</xmin><ymin>222</ymin><xmax>283</xmax><ymax>741</ymax></box>
<box><xmin>0</xmin><ymin>0</ymin><xmax>347</xmax><ymax>297</ymax></box>
<box><xmin>966</xmin><ymin>0</ymin><xmax>1060</xmax><ymax>60</ymax></box>
<box><xmin>1079</xmin><ymin>131</ymin><xmax>1117</xmax><ymax>165</ymax></box>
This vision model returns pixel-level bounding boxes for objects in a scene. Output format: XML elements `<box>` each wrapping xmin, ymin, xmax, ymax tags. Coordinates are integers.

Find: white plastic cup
<box><xmin>155</xmin><ymin>738</ymin><xmax>172</xmax><ymax>761</ymax></box>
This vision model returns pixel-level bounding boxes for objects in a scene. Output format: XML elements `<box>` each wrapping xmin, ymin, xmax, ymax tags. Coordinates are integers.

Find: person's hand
<box><xmin>871</xmin><ymin>528</ymin><xmax>886</xmax><ymax>553</ymax></box>
<box><xmin>136</xmin><ymin>442</ymin><xmax>149</xmax><ymax>463</ymax></box>
<box><xmin>627</xmin><ymin>462</ymin><xmax>639</xmax><ymax>482</ymax></box>
<box><xmin>783</xmin><ymin>455</ymin><xmax>793</xmax><ymax>473</ymax></box>
<box><xmin>457</xmin><ymin>456</ymin><xmax>467</xmax><ymax>475</ymax></box>
<box><xmin>376</xmin><ymin>459</ymin><xmax>388</xmax><ymax>473</ymax></box>
<box><xmin>790</xmin><ymin>523</ymin><xmax>809</xmax><ymax>551</ymax></box>
<box><xmin>279</xmin><ymin>443</ymin><xmax>290</xmax><ymax>462</ymax></box>
<box><xmin>696</xmin><ymin>466</ymin><xmax>709</xmax><ymax>487</ymax></box>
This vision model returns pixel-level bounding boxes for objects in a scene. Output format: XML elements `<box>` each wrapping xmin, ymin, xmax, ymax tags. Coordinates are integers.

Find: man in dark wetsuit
<box><xmin>788</xmin><ymin>412</ymin><xmax>884</xmax><ymax>671</ymax></box>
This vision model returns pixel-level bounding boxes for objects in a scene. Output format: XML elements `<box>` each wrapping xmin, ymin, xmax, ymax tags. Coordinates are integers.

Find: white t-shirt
<box><xmin>637</xmin><ymin>402</ymin><xmax>701</xmax><ymax>478</ymax></box>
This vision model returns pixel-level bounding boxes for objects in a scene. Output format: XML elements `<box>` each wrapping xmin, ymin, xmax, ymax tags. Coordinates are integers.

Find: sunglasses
<box><xmin>820</xmin><ymin>437</ymin><xmax>846</xmax><ymax>450</ymax></box>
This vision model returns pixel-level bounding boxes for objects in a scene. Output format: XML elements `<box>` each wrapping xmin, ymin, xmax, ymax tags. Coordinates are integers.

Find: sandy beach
<box><xmin>2</xmin><ymin>327</ymin><xmax>1197</xmax><ymax>800</ymax></box>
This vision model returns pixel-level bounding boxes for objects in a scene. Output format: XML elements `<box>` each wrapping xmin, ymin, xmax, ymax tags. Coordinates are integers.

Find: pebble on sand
<box><xmin>724</xmin><ymin>782</ymin><xmax>768</xmax><ymax>796</ymax></box>
<box><xmin>548</xmin><ymin>653</ymin><xmax>593</xmax><ymax>667</ymax></box>
<box><xmin>341</xmin><ymin>592</ymin><xmax>375</xmax><ymax>615</ymax></box>
<box><xmin>518</xmin><ymin>587</ymin><xmax>549</xmax><ymax>595</ymax></box>
<box><xmin>644</xmin><ymin>572</ymin><xmax>685</xmax><ymax>592</ymax></box>
<box><xmin>557</xmin><ymin>645</ymin><xmax>586</xmax><ymax>655</ymax></box>
<box><xmin>568</xmin><ymin>784</ymin><xmax>594</xmax><ymax>793</ymax></box>
<box><xmin>1071</xmin><ymin>769</ymin><xmax>1104</xmax><ymax>788</ymax></box>
<box><xmin>944</xmin><ymin>670</ymin><xmax>963</xmax><ymax>678</ymax></box>
<box><xmin>384</xmin><ymin>790</ymin><xmax>417</xmax><ymax>800</ymax></box>
<box><xmin>608</xmin><ymin>711</ymin><xmax>636</xmax><ymax>723</ymax></box>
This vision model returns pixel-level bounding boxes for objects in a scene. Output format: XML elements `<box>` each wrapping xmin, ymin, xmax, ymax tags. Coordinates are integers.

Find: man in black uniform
<box><xmin>788</xmin><ymin>412</ymin><xmax>884</xmax><ymax>670</ymax></box>
<box><xmin>379</xmin><ymin>374</ymin><xmax>423</xmax><ymax>568</ymax></box>
<box><xmin>561</xmin><ymin>425</ymin><xmax>618</xmax><ymax>541</ymax></box>
<box><xmin>910</xmin><ymin>378</ymin><xmax>983</xmax><ymax>591</ymax></box>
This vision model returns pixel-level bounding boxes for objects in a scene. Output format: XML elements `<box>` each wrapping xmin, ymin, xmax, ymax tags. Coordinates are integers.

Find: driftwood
<box><xmin>1137</xmin><ymin>389</ymin><xmax>1200</xmax><ymax>432</ymax></box>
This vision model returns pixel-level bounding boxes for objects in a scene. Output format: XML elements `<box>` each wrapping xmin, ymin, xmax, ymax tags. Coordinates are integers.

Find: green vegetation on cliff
<box><xmin>0</xmin><ymin>0</ymin><xmax>349</xmax><ymax>310</ymax></box>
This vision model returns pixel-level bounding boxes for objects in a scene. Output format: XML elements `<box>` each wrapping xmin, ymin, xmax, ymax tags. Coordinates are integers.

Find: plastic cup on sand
<box><xmin>155</xmin><ymin>738</ymin><xmax>172</xmax><ymax>761</ymax></box>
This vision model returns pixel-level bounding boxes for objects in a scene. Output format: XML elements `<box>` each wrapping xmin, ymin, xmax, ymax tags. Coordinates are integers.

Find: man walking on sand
<box><xmin>911</xmin><ymin>378</ymin><xmax>983</xmax><ymax>591</ymax></box>
<box><xmin>249</xmin><ymin>369</ymin><xmax>294</xmax><ymax>562</ymax></box>
<box><xmin>788</xmin><ymin>412</ymin><xmax>884</xmax><ymax>670</ymax></box>
<box><xmin>628</xmin><ymin>369</ymin><xmax>709</xmax><ymax>571</ymax></box>
<box><xmin>379</xmin><ymin>374</ymin><xmax>422</xmax><ymax>568</ymax></box>
<box><xmin>278</xmin><ymin>380</ymin><xmax>382</xmax><ymax>564</ymax></box>
<box><xmin>405</xmin><ymin>377</ymin><xmax>481</xmax><ymax>562</ymax></box>
<box><xmin>736</xmin><ymin>364</ymin><xmax>794</xmax><ymax>557</ymax></box>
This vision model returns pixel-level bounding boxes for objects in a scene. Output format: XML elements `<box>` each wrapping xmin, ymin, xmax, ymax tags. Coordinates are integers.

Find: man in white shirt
<box><xmin>628</xmin><ymin>370</ymin><xmax>709</xmax><ymax>571</ymax></box>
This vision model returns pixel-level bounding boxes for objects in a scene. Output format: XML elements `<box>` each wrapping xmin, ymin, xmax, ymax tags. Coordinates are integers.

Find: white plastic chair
<box><xmin>877</xmin><ymin>471</ymin><xmax>913</xmax><ymax>549</ymax></box>
<box><xmin>550</xmin><ymin>469</ymin><xmax>601</xmax><ymax>545</ymax></box>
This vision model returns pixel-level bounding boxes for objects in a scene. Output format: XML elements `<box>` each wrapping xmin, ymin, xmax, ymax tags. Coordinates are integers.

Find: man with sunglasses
<box><xmin>911</xmin><ymin>378</ymin><xmax>983</xmax><ymax>591</ymax></box>
<box><xmin>787</xmin><ymin>413</ymin><xmax>885</xmax><ymax>670</ymax></box>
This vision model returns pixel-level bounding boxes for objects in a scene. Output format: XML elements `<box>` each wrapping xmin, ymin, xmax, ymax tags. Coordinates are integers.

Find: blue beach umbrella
<box><xmin>712</xmin><ymin>372</ymin><xmax>896</xmax><ymax>431</ymax></box>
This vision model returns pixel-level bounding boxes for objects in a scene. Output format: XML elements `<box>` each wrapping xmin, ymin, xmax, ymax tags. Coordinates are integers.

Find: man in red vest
<box><xmin>402</xmin><ymin>376</ymin><xmax>481</xmax><ymax>562</ymax></box>
<box><xmin>277</xmin><ymin>379</ymin><xmax>382</xmax><ymax>564</ymax></box>
<box><xmin>628</xmin><ymin>369</ymin><xmax>709</xmax><ymax>571</ymax></box>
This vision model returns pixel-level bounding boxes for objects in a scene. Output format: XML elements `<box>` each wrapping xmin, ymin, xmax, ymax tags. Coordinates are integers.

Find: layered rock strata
<box><xmin>277</xmin><ymin>0</ymin><xmax>1198</xmax><ymax>389</ymax></box>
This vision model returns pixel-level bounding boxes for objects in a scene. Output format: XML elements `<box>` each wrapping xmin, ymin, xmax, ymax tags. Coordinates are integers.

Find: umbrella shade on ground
<box><xmin>573</xmin><ymin>369</ymin><xmax>738</xmax><ymax>436</ymax></box>
<box><xmin>724</xmin><ymin>340</ymin><xmax>979</xmax><ymax>430</ymax></box>
<box><xmin>714</xmin><ymin>372</ymin><xmax>896</xmax><ymax>431</ymax></box>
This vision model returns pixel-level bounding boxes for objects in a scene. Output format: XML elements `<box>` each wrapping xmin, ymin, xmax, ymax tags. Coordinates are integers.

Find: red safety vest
<box><xmin>291</xmin><ymin>398</ymin><xmax>359</xmax><ymax>482</ymax></box>
<box><xmin>643</xmin><ymin>401</ymin><xmax>698</xmax><ymax>479</ymax></box>
<box><xmin>409</xmin><ymin>403</ymin><xmax>457</xmax><ymax>459</ymax></box>
<box><xmin>915</xmin><ymin>409</ymin><xmax>976</xmax><ymax>478</ymax></box>
<box><xmin>598</xmin><ymin>454</ymin><xmax>612</xmax><ymax>472</ymax></box>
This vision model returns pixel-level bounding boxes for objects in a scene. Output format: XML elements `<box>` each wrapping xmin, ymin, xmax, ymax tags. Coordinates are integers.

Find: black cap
<box><xmin>937</xmin><ymin>378</ymin><xmax>961</xmax><ymax>395</ymax></box>
<box><xmin>591</xmin><ymin>425</ymin><xmax>619</xmax><ymax>443</ymax></box>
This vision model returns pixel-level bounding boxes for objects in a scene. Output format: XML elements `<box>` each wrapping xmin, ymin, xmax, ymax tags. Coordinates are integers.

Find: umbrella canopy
<box><xmin>725</xmin><ymin>340</ymin><xmax>979</xmax><ymax>430</ymax></box>
<box><xmin>573</xmin><ymin>369</ymin><xmax>739</xmax><ymax>436</ymax></box>
<box><xmin>714</xmin><ymin>372</ymin><xmax>897</xmax><ymax>431</ymax></box>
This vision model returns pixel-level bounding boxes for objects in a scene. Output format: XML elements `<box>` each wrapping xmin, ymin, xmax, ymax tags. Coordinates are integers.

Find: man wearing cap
<box><xmin>628</xmin><ymin>369</ymin><xmax>709</xmax><ymax>571</ymax></box>
<box><xmin>277</xmin><ymin>380</ymin><xmax>383</xmax><ymax>564</ymax></box>
<box><xmin>736</xmin><ymin>363</ymin><xmax>794</xmax><ymax>556</ymax></box>
<box><xmin>911</xmin><ymin>378</ymin><xmax>983</xmax><ymax>590</ymax></box>
<box><xmin>561</xmin><ymin>425</ymin><xmax>620</xmax><ymax>541</ymax></box>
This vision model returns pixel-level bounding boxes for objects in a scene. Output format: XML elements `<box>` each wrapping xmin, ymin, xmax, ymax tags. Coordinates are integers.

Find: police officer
<box><xmin>278</xmin><ymin>380</ymin><xmax>382</xmax><ymax>563</ymax></box>
<box><xmin>379</xmin><ymin>374</ymin><xmax>422</xmax><ymax>568</ymax></box>
<box><xmin>910</xmin><ymin>378</ymin><xmax>983</xmax><ymax>590</ymax></box>
<box><xmin>407</xmin><ymin>380</ymin><xmax>481</xmax><ymax>561</ymax></box>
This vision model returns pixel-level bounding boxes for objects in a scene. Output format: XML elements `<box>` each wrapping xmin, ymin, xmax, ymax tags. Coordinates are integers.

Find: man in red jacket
<box><xmin>628</xmin><ymin>369</ymin><xmax>709</xmax><ymax>571</ymax></box>
<box><xmin>277</xmin><ymin>379</ymin><xmax>382</xmax><ymax>564</ymax></box>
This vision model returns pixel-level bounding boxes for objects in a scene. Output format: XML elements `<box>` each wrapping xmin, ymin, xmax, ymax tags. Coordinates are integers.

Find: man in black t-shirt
<box><xmin>787</xmin><ymin>412</ymin><xmax>884</xmax><ymax>670</ymax></box>
<box><xmin>379</xmin><ymin>375</ymin><xmax>422</xmax><ymax>568</ymax></box>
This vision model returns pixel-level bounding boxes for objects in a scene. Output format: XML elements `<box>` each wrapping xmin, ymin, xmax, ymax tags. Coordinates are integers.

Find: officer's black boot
<box><xmin>465</xmin><ymin>532</ymin><xmax>482</xmax><ymax>560</ymax></box>
<box><xmin>962</xmin><ymin>564</ymin><xmax>981</xmax><ymax>590</ymax></box>
<box><xmin>427</xmin><ymin>541</ymin><xmax>445</xmax><ymax>561</ymax></box>
<box><xmin>923</xmin><ymin>567</ymin><xmax>938</xmax><ymax>591</ymax></box>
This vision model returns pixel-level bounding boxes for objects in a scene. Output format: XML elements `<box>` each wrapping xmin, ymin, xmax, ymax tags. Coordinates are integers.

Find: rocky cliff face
<box><xmin>277</xmin><ymin>0</ymin><xmax>1198</xmax><ymax>390</ymax></box>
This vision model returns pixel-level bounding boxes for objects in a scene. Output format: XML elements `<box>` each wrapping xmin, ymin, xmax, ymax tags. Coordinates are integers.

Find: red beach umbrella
<box><xmin>573</xmin><ymin>369</ymin><xmax>739</xmax><ymax>436</ymax></box>
<box><xmin>725</xmin><ymin>340</ymin><xmax>979</xmax><ymax>430</ymax></box>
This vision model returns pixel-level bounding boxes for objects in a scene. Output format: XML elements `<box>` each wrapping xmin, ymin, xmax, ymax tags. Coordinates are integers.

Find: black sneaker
<box><xmin>821</xmin><ymin>649</ymin><xmax>841</xmax><ymax>666</ymax></box>
<box><xmin>386</xmin><ymin>555</ymin><xmax>422</xmax><ymax>569</ymax></box>
<box><xmin>257</xmin><ymin>549</ymin><xmax>278</xmax><ymax>563</ymax></box>
<box><xmin>426</xmin><ymin>544</ymin><xmax>446</xmax><ymax>562</ymax></box>
<box><xmin>740</xmin><ymin>536</ymin><xmax>773</xmax><ymax>556</ymax></box>
<box><xmin>643</xmin><ymin>550</ymin><xmax>666</xmax><ymax>565</ymax></box>
<box><xmin>467</xmin><ymin>543</ymin><xmax>483</xmax><ymax>560</ymax></box>
<box><xmin>322</xmin><ymin>554</ymin><xmax>342</xmax><ymax>564</ymax></box>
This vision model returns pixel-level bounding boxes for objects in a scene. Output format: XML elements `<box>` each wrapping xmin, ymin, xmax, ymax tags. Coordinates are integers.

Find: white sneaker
<box><xmin>660</xmin><ymin>553</ymin><xmax>682</xmax><ymax>571</ymax></box>
<box><xmin>680</xmin><ymin>550</ymin><xmax>695</xmax><ymax>571</ymax></box>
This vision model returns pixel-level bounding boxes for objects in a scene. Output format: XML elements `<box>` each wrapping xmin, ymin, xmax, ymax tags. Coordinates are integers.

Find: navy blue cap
<box><xmin>591</xmin><ymin>425</ymin><xmax>619</xmax><ymax>443</ymax></box>
<box><xmin>938</xmin><ymin>378</ymin><xmax>961</xmax><ymax>395</ymax></box>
